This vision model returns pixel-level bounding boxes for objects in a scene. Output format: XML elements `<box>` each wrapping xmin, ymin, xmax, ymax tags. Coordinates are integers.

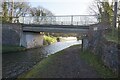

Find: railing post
<box><xmin>71</xmin><ymin>15</ymin><xmax>73</xmax><ymax>25</ymax></box>
<box><xmin>77</xmin><ymin>22</ymin><xmax>78</xmax><ymax>25</ymax></box>
<box><xmin>23</xmin><ymin>17</ymin><xmax>25</xmax><ymax>24</ymax></box>
<box><xmin>51</xmin><ymin>17</ymin><xmax>53</xmax><ymax>24</ymax></box>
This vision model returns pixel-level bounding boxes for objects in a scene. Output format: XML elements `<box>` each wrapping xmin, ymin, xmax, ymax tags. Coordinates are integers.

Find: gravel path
<box><xmin>33</xmin><ymin>46</ymin><xmax>101</xmax><ymax>78</ymax></box>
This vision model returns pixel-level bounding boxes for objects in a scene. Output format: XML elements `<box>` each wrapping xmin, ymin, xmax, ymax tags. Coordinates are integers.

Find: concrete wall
<box><xmin>21</xmin><ymin>32</ymin><xmax>44</xmax><ymax>48</ymax></box>
<box><xmin>2</xmin><ymin>23</ymin><xmax>44</xmax><ymax>48</ymax></box>
<box><xmin>2</xmin><ymin>23</ymin><xmax>22</xmax><ymax>46</ymax></box>
<box><xmin>82</xmin><ymin>38</ymin><xmax>89</xmax><ymax>50</ymax></box>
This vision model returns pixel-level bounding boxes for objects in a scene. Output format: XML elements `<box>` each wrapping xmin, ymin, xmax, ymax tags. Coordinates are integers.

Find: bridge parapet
<box><xmin>13</xmin><ymin>15</ymin><xmax>99</xmax><ymax>26</ymax></box>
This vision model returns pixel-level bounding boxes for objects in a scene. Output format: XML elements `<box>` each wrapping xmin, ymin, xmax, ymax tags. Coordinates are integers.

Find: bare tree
<box><xmin>2</xmin><ymin>0</ymin><xmax>54</xmax><ymax>24</ymax></box>
<box><xmin>2</xmin><ymin>1</ymin><xmax>9</xmax><ymax>22</ymax></box>
<box><xmin>29</xmin><ymin>6</ymin><xmax>55</xmax><ymax>24</ymax></box>
<box><xmin>29</xmin><ymin>6</ymin><xmax>54</xmax><ymax>16</ymax></box>
<box><xmin>2</xmin><ymin>1</ymin><xmax>30</xmax><ymax>23</ymax></box>
<box><xmin>118</xmin><ymin>1</ymin><xmax>120</xmax><ymax>27</ymax></box>
<box><xmin>13</xmin><ymin>2</ymin><xmax>30</xmax><ymax>17</ymax></box>
<box><xmin>87</xmin><ymin>0</ymin><xmax>114</xmax><ymax>23</ymax></box>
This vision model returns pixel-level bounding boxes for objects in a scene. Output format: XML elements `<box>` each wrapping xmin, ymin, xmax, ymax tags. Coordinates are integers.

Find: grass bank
<box><xmin>80</xmin><ymin>50</ymin><xmax>117</xmax><ymax>78</ymax></box>
<box><xmin>18</xmin><ymin>44</ymin><xmax>80</xmax><ymax>78</ymax></box>
<box><xmin>2</xmin><ymin>45</ymin><xmax>26</xmax><ymax>53</ymax></box>
<box><xmin>18</xmin><ymin>45</ymin><xmax>116</xmax><ymax>78</ymax></box>
<box><xmin>18</xmin><ymin>50</ymin><xmax>64</xmax><ymax>78</ymax></box>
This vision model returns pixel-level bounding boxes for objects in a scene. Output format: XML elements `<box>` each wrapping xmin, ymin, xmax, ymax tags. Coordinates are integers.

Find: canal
<box><xmin>2</xmin><ymin>38</ymin><xmax>82</xmax><ymax>78</ymax></box>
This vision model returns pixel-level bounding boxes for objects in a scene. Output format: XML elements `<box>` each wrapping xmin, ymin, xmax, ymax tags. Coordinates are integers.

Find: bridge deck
<box><xmin>22</xmin><ymin>24</ymin><xmax>89</xmax><ymax>29</ymax></box>
<box><xmin>22</xmin><ymin>24</ymin><xmax>89</xmax><ymax>33</ymax></box>
<box><xmin>18</xmin><ymin>15</ymin><xmax>98</xmax><ymax>33</ymax></box>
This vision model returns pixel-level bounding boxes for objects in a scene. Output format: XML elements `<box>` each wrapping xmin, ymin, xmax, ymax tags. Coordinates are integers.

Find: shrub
<box><xmin>43</xmin><ymin>35</ymin><xmax>57</xmax><ymax>45</ymax></box>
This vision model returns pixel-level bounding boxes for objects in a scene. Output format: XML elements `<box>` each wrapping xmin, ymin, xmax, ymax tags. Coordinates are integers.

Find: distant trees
<box><xmin>2</xmin><ymin>2</ymin><xmax>9</xmax><ymax>22</ymax></box>
<box><xmin>29</xmin><ymin>6</ymin><xmax>54</xmax><ymax>24</ymax></box>
<box><xmin>13</xmin><ymin>2</ymin><xmax>30</xmax><ymax>17</ymax></box>
<box><xmin>88</xmin><ymin>0</ymin><xmax>119</xmax><ymax>38</ymax></box>
<box><xmin>2</xmin><ymin>0</ymin><xmax>54</xmax><ymax>23</ymax></box>
<box><xmin>118</xmin><ymin>1</ymin><xmax>120</xmax><ymax>28</ymax></box>
<box><xmin>2</xmin><ymin>1</ymin><xmax>30</xmax><ymax>23</ymax></box>
<box><xmin>88</xmin><ymin>0</ymin><xmax>114</xmax><ymax>24</ymax></box>
<box><xmin>29</xmin><ymin>6</ymin><xmax>54</xmax><ymax>17</ymax></box>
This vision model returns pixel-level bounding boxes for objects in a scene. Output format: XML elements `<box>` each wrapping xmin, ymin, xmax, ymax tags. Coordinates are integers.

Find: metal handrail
<box><xmin>10</xmin><ymin>15</ymin><xmax>99</xmax><ymax>25</ymax></box>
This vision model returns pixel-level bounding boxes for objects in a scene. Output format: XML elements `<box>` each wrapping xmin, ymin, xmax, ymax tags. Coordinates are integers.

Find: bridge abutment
<box><xmin>2</xmin><ymin>23</ymin><xmax>44</xmax><ymax>48</ymax></box>
<box><xmin>20</xmin><ymin>32</ymin><xmax>44</xmax><ymax>48</ymax></box>
<box><xmin>2</xmin><ymin>23</ymin><xmax>22</xmax><ymax>46</ymax></box>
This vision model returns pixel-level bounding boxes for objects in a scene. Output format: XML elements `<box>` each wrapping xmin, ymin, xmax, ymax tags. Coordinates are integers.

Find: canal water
<box><xmin>2</xmin><ymin>39</ymin><xmax>82</xmax><ymax>78</ymax></box>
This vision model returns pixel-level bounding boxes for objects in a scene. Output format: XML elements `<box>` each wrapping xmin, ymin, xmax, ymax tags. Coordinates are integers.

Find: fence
<box><xmin>12</xmin><ymin>15</ymin><xmax>99</xmax><ymax>25</ymax></box>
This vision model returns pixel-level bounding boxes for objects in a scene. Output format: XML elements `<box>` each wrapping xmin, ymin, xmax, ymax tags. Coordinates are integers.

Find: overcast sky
<box><xmin>29</xmin><ymin>0</ymin><xmax>93</xmax><ymax>15</ymax></box>
<box><xmin>1</xmin><ymin>0</ymin><xmax>117</xmax><ymax>15</ymax></box>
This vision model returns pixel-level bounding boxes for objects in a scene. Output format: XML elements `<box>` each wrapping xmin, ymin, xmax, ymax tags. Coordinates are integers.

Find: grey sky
<box><xmin>29</xmin><ymin>0</ymin><xmax>93</xmax><ymax>15</ymax></box>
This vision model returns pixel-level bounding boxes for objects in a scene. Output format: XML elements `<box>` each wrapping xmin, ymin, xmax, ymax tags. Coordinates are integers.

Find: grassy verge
<box><xmin>2</xmin><ymin>45</ymin><xmax>26</xmax><ymax>53</ymax></box>
<box><xmin>80</xmin><ymin>50</ymin><xmax>117</xmax><ymax>78</ymax></box>
<box><xmin>18</xmin><ymin>45</ymin><xmax>80</xmax><ymax>78</ymax></box>
<box><xmin>18</xmin><ymin>50</ymin><xmax>64</xmax><ymax>78</ymax></box>
<box><xmin>18</xmin><ymin>45</ymin><xmax>116</xmax><ymax>78</ymax></box>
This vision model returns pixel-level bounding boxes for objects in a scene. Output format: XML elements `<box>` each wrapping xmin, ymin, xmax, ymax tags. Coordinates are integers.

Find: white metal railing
<box><xmin>12</xmin><ymin>15</ymin><xmax>99</xmax><ymax>25</ymax></box>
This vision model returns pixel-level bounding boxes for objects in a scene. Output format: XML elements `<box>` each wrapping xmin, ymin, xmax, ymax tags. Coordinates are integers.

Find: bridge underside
<box><xmin>22</xmin><ymin>24</ymin><xmax>89</xmax><ymax>34</ymax></box>
<box><xmin>23</xmin><ymin>27</ymin><xmax>88</xmax><ymax>33</ymax></box>
<box><xmin>21</xmin><ymin>24</ymin><xmax>89</xmax><ymax>48</ymax></box>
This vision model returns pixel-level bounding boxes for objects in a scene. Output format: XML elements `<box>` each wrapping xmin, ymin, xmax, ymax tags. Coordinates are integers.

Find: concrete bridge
<box><xmin>18</xmin><ymin>15</ymin><xmax>98</xmax><ymax>33</ymax></box>
<box><xmin>22</xmin><ymin>24</ymin><xmax>89</xmax><ymax>33</ymax></box>
<box><xmin>3</xmin><ymin>15</ymin><xmax>99</xmax><ymax>48</ymax></box>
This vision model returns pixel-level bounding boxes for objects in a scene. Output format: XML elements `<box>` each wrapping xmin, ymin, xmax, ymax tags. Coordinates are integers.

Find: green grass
<box><xmin>2</xmin><ymin>45</ymin><xmax>26</xmax><ymax>53</ymax></box>
<box><xmin>18</xmin><ymin>45</ymin><xmax>80</xmax><ymax>78</ymax></box>
<box><xmin>18</xmin><ymin>45</ymin><xmax>116</xmax><ymax>78</ymax></box>
<box><xmin>18</xmin><ymin>50</ymin><xmax>64</xmax><ymax>78</ymax></box>
<box><xmin>80</xmin><ymin>50</ymin><xmax>117</xmax><ymax>78</ymax></box>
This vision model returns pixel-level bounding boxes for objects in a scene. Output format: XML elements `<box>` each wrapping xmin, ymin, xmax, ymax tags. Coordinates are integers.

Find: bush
<box><xmin>43</xmin><ymin>35</ymin><xmax>57</xmax><ymax>45</ymax></box>
<box><xmin>105</xmin><ymin>29</ymin><xmax>118</xmax><ymax>44</ymax></box>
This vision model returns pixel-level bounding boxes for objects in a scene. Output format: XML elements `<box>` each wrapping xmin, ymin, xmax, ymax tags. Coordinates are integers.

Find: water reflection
<box><xmin>45</xmin><ymin>40</ymin><xmax>82</xmax><ymax>56</ymax></box>
<box><xmin>2</xmin><ymin>40</ymin><xmax>81</xmax><ymax>78</ymax></box>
